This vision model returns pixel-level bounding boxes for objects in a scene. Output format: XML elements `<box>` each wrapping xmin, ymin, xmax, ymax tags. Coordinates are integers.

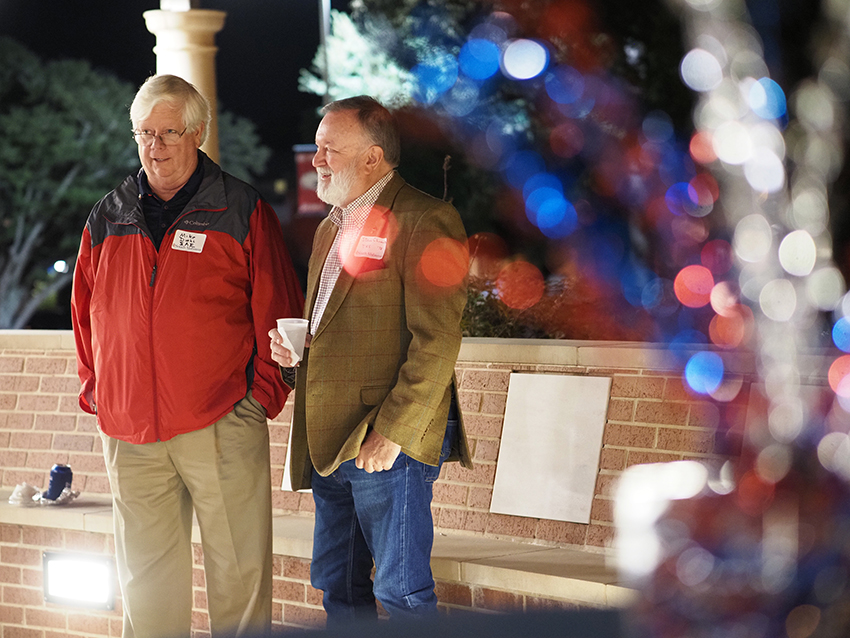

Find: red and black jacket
<box><xmin>71</xmin><ymin>153</ymin><xmax>304</xmax><ymax>443</ymax></box>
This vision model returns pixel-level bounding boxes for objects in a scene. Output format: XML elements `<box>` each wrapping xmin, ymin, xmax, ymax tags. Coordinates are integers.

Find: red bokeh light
<box><xmin>736</xmin><ymin>470</ymin><xmax>775</xmax><ymax>515</ymax></box>
<box><xmin>674</xmin><ymin>265</ymin><xmax>714</xmax><ymax>308</ymax></box>
<box><xmin>420</xmin><ymin>238</ymin><xmax>469</xmax><ymax>288</ymax></box>
<box><xmin>689</xmin><ymin>131</ymin><xmax>717</xmax><ymax>164</ymax></box>
<box><xmin>709</xmin><ymin>304</ymin><xmax>754</xmax><ymax>348</ymax></box>
<box><xmin>829</xmin><ymin>355</ymin><xmax>850</xmax><ymax>397</ymax></box>
<box><xmin>689</xmin><ymin>173</ymin><xmax>719</xmax><ymax>206</ymax></box>
<box><xmin>710</xmin><ymin>280</ymin><xmax>740</xmax><ymax>316</ymax></box>
<box><xmin>550</xmin><ymin>121</ymin><xmax>585</xmax><ymax>159</ymax></box>
<box><xmin>496</xmin><ymin>261</ymin><xmax>545</xmax><ymax>310</ymax></box>
<box><xmin>701</xmin><ymin>239</ymin><xmax>733</xmax><ymax>275</ymax></box>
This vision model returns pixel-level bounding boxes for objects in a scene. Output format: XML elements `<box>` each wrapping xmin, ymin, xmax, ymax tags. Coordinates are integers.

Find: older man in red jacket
<box><xmin>72</xmin><ymin>75</ymin><xmax>303</xmax><ymax>638</ymax></box>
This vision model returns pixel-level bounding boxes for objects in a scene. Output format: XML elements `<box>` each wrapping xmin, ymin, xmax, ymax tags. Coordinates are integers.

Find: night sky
<box><xmin>0</xmin><ymin>0</ymin><xmax>350</xmax><ymax>175</ymax></box>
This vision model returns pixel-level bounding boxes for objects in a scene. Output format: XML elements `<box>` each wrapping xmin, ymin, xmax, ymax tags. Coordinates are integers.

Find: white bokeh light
<box><xmin>778</xmin><ymin>230</ymin><xmax>817</xmax><ymax>277</ymax></box>
<box><xmin>817</xmin><ymin>432</ymin><xmax>850</xmax><ymax>481</ymax></box>
<box><xmin>734</xmin><ymin>214</ymin><xmax>772</xmax><ymax>263</ymax></box>
<box><xmin>791</xmin><ymin>187</ymin><xmax>829</xmax><ymax>234</ymax></box>
<box><xmin>806</xmin><ymin>266</ymin><xmax>844</xmax><ymax>310</ymax></box>
<box><xmin>744</xmin><ymin>148</ymin><xmax>786</xmax><ymax>192</ymax></box>
<box><xmin>713</xmin><ymin>121</ymin><xmax>752</xmax><ymax>164</ymax></box>
<box><xmin>759</xmin><ymin>278</ymin><xmax>797</xmax><ymax>322</ymax></box>
<box><xmin>680</xmin><ymin>48</ymin><xmax>724</xmax><ymax>92</ymax></box>
<box><xmin>502</xmin><ymin>39</ymin><xmax>549</xmax><ymax>80</ymax></box>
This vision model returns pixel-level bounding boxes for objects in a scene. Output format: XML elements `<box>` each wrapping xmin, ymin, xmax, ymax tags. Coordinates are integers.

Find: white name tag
<box><xmin>354</xmin><ymin>235</ymin><xmax>387</xmax><ymax>260</ymax></box>
<box><xmin>172</xmin><ymin>230</ymin><xmax>206</xmax><ymax>254</ymax></box>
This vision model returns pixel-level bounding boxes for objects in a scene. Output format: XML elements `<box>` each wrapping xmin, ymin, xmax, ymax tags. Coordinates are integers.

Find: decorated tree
<box><xmin>299</xmin><ymin>0</ymin><xmax>698</xmax><ymax>341</ymax></box>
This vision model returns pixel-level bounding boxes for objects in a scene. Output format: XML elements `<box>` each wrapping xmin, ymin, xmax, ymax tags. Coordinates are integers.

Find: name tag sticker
<box><xmin>172</xmin><ymin>230</ymin><xmax>206</xmax><ymax>254</ymax></box>
<box><xmin>354</xmin><ymin>235</ymin><xmax>387</xmax><ymax>260</ymax></box>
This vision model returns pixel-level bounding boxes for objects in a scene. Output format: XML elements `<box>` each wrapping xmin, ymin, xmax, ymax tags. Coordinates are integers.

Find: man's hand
<box><xmin>355</xmin><ymin>430</ymin><xmax>402</xmax><ymax>473</ymax></box>
<box><xmin>268</xmin><ymin>328</ymin><xmax>301</xmax><ymax>367</ymax></box>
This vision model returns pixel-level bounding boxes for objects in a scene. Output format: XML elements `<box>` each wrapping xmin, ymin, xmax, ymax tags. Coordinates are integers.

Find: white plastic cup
<box><xmin>276</xmin><ymin>318</ymin><xmax>309</xmax><ymax>360</ymax></box>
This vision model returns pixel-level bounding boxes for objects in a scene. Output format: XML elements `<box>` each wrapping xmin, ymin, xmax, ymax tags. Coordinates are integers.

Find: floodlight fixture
<box><xmin>42</xmin><ymin>551</ymin><xmax>116</xmax><ymax>610</ymax></box>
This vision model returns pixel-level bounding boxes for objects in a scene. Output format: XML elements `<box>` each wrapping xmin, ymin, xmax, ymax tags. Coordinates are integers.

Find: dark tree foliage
<box><xmin>0</xmin><ymin>37</ymin><xmax>272</xmax><ymax>329</ymax></box>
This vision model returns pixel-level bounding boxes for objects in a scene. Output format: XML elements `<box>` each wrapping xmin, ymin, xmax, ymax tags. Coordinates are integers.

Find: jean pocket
<box><xmin>423</xmin><ymin>462</ymin><xmax>441</xmax><ymax>483</ymax></box>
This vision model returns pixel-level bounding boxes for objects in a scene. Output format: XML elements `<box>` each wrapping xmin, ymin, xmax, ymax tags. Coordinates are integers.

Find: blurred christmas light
<box><xmin>642</xmin><ymin>111</ymin><xmax>674</xmax><ymax>143</ymax></box>
<box><xmin>501</xmin><ymin>39</ymin><xmax>549</xmax><ymax>80</ymax></box>
<box><xmin>829</xmin><ymin>355</ymin><xmax>850</xmax><ymax>397</ymax></box>
<box><xmin>680</xmin><ymin>48</ymin><xmax>723</xmax><ymax>92</ymax></box>
<box><xmin>420</xmin><ymin>238</ymin><xmax>469</xmax><ymax>288</ymax></box>
<box><xmin>412</xmin><ymin>54</ymin><xmax>458</xmax><ymax>104</ymax></box>
<box><xmin>502</xmin><ymin>149</ymin><xmax>546</xmax><ymax>189</ymax></box>
<box><xmin>549</xmin><ymin>121</ymin><xmax>585</xmax><ymax>158</ymax></box>
<box><xmin>748</xmin><ymin>77</ymin><xmax>787</xmax><ymax>120</ymax></box>
<box><xmin>743</xmin><ymin>147</ymin><xmax>786</xmax><ymax>193</ymax></box>
<box><xmin>709</xmin><ymin>304</ymin><xmax>753</xmax><ymax>348</ymax></box>
<box><xmin>495</xmin><ymin>260</ymin><xmax>545</xmax><ymax>309</ymax></box>
<box><xmin>701</xmin><ymin>239</ymin><xmax>732</xmax><ymax>275</ymax></box>
<box><xmin>545</xmin><ymin>65</ymin><xmax>585</xmax><ymax>104</ymax></box>
<box><xmin>758</xmin><ymin>278</ymin><xmax>796</xmax><ymax>322</ymax></box>
<box><xmin>777</xmin><ymin>230</ymin><xmax>817</xmax><ymax>277</ymax></box>
<box><xmin>712</xmin><ymin>120</ymin><xmax>752</xmax><ymax>164</ymax></box>
<box><xmin>689</xmin><ymin>130</ymin><xmax>717</xmax><ymax>164</ymax></box>
<box><xmin>832</xmin><ymin>317</ymin><xmax>850</xmax><ymax>353</ymax></box>
<box><xmin>674</xmin><ymin>265</ymin><xmax>714</xmax><ymax>308</ymax></box>
<box><xmin>459</xmin><ymin>38</ymin><xmax>501</xmax><ymax>80</ymax></box>
<box><xmin>806</xmin><ymin>266</ymin><xmax>844</xmax><ymax>310</ymax></box>
<box><xmin>733</xmin><ymin>214</ymin><xmax>772</xmax><ymax>263</ymax></box>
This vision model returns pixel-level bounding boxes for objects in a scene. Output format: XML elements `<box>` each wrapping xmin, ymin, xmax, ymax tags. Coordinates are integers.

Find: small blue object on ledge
<box><xmin>43</xmin><ymin>464</ymin><xmax>73</xmax><ymax>501</ymax></box>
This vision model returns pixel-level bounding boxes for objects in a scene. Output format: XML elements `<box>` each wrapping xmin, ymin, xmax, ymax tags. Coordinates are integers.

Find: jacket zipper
<box><xmin>148</xmin><ymin>262</ymin><xmax>161</xmax><ymax>441</ymax></box>
<box><xmin>145</xmin><ymin>209</ymin><xmax>197</xmax><ymax>442</ymax></box>
<box><xmin>141</xmin><ymin>206</ymin><xmax>207</xmax><ymax>442</ymax></box>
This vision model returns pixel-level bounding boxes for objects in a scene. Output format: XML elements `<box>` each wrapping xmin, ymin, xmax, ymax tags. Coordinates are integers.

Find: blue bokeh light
<box><xmin>642</xmin><ymin>110</ymin><xmax>674</xmax><ymax>143</ymax></box>
<box><xmin>523</xmin><ymin>172</ymin><xmax>563</xmax><ymax>200</ymax></box>
<box><xmin>459</xmin><ymin>39</ymin><xmax>501</xmax><ymax>80</ymax></box>
<box><xmin>668</xmin><ymin>329</ymin><xmax>708</xmax><ymax>365</ymax></box>
<box><xmin>665</xmin><ymin>182</ymin><xmax>697</xmax><ymax>216</ymax></box>
<box><xmin>412</xmin><ymin>56</ymin><xmax>459</xmax><ymax>104</ymax></box>
<box><xmin>526</xmin><ymin>187</ymin><xmax>566</xmax><ymax>225</ymax></box>
<box><xmin>441</xmin><ymin>77</ymin><xmax>481</xmax><ymax>117</ymax></box>
<box><xmin>749</xmin><ymin>77</ymin><xmax>787</xmax><ymax>120</ymax></box>
<box><xmin>833</xmin><ymin>317</ymin><xmax>850</xmax><ymax>352</ymax></box>
<box><xmin>684</xmin><ymin>351</ymin><xmax>724</xmax><ymax>394</ymax></box>
<box><xmin>621</xmin><ymin>262</ymin><xmax>655</xmax><ymax>308</ymax></box>
<box><xmin>545</xmin><ymin>66</ymin><xmax>585</xmax><ymax>105</ymax></box>
<box><xmin>524</xmin><ymin>177</ymin><xmax>577</xmax><ymax>239</ymax></box>
<box><xmin>540</xmin><ymin>204</ymin><xmax>578</xmax><ymax>238</ymax></box>
<box><xmin>502</xmin><ymin>150</ymin><xmax>546</xmax><ymax>190</ymax></box>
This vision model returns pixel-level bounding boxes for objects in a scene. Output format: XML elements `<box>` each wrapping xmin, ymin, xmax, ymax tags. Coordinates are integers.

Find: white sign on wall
<box><xmin>490</xmin><ymin>373</ymin><xmax>611</xmax><ymax>524</ymax></box>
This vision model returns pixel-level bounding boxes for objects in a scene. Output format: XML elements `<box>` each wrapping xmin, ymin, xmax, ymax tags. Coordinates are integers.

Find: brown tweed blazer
<box><xmin>288</xmin><ymin>173</ymin><xmax>473</xmax><ymax>490</ymax></box>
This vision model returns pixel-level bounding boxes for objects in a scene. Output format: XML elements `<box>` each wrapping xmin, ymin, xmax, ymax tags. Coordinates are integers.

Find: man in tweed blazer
<box><xmin>269</xmin><ymin>96</ymin><xmax>472</xmax><ymax>622</ymax></box>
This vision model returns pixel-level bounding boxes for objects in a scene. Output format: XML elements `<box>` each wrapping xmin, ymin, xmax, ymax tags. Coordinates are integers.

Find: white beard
<box><xmin>316</xmin><ymin>160</ymin><xmax>359</xmax><ymax>207</ymax></box>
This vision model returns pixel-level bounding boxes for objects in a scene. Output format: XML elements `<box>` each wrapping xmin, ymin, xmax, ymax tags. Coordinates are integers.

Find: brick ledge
<box><xmin>0</xmin><ymin>489</ymin><xmax>635</xmax><ymax>609</ymax></box>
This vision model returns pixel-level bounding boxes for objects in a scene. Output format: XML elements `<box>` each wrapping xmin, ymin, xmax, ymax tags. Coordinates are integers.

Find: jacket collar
<box><xmin>106</xmin><ymin>152</ymin><xmax>226</xmax><ymax>225</ymax></box>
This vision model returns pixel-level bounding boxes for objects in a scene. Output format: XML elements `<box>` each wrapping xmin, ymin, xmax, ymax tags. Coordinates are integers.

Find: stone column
<box><xmin>143</xmin><ymin>9</ymin><xmax>227</xmax><ymax>162</ymax></box>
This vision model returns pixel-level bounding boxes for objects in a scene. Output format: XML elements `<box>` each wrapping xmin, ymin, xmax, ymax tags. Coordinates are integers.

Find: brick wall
<box><xmin>0</xmin><ymin>331</ymin><xmax>752</xmax><ymax>635</ymax></box>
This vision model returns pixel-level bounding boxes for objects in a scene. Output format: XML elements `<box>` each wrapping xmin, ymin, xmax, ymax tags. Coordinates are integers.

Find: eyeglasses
<box><xmin>131</xmin><ymin>128</ymin><xmax>188</xmax><ymax>147</ymax></box>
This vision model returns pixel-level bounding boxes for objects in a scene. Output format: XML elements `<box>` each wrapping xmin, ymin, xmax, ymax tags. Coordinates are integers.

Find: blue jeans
<box><xmin>310</xmin><ymin>417</ymin><xmax>457</xmax><ymax>623</ymax></box>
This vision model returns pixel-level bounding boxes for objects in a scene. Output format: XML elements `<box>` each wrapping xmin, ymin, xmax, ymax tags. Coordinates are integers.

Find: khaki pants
<box><xmin>102</xmin><ymin>393</ymin><xmax>272</xmax><ymax>638</ymax></box>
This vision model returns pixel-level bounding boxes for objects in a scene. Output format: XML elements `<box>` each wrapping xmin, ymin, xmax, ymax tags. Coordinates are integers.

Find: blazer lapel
<box><xmin>311</xmin><ymin>174</ymin><xmax>405</xmax><ymax>340</ymax></box>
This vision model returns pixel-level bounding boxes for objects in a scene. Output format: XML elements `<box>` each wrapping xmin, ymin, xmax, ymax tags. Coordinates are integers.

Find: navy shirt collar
<box><xmin>138</xmin><ymin>150</ymin><xmax>205</xmax><ymax>204</ymax></box>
